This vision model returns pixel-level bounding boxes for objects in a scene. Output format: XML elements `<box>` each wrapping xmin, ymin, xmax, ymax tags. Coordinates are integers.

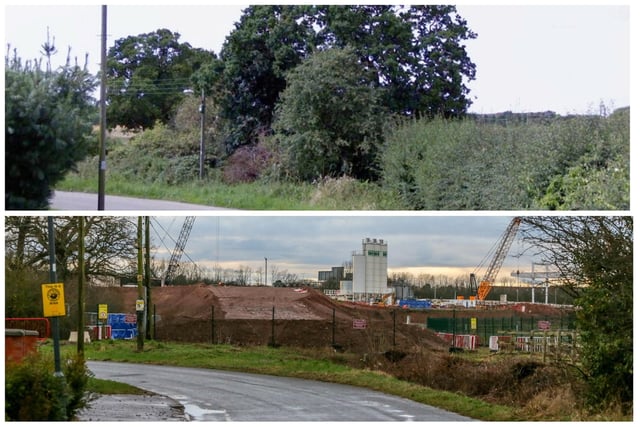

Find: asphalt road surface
<box><xmin>87</xmin><ymin>361</ymin><xmax>475</xmax><ymax>422</ymax></box>
<box><xmin>49</xmin><ymin>191</ymin><xmax>228</xmax><ymax>210</ymax></box>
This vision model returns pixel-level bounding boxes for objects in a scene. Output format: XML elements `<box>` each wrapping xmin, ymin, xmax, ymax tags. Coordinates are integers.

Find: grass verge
<box><xmin>56</xmin><ymin>173</ymin><xmax>405</xmax><ymax>210</ymax></box>
<box><xmin>65</xmin><ymin>340</ymin><xmax>517</xmax><ymax>421</ymax></box>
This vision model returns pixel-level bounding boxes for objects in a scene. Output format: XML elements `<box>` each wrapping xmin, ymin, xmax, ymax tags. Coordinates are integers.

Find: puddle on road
<box><xmin>181</xmin><ymin>402</ymin><xmax>230</xmax><ymax>421</ymax></box>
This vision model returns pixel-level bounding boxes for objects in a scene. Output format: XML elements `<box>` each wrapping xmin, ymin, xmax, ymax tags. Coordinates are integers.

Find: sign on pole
<box><xmin>98</xmin><ymin>304</ymin><xmax>108</xmax><ymax>321</ymax></box>
<box><xmin>136</xmin><ymin>299</ymin><xmax>145</xmax><ymax>312</ymax></box>
<box><xmin>42</xmin><ymin>283</ymin><xmax>66</xmax><ymax>317</ymax></box>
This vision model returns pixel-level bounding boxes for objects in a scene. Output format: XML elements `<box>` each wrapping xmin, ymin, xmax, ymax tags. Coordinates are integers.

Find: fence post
<box><xmin>211</xmin><ymin>305</ymin><xmax>215</xmax><ymax>345</ymax></box>
<box><xmin>332</xmin><ymin>308</ymin><xmax>336</xmax><ymax>347</ymax></box>
<box><xmin>270</xmin><ymin>306</ymin><xmax>276</xmax><ymax>347</ymax></box>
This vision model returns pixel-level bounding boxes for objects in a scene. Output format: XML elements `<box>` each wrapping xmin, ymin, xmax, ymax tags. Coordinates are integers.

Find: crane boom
<box><xmin>163</xmin><ymin>216</ymin><xmax>196</xmax><ymax>285</ymax></box>
<box><xmin>473</xmin><ymin>217</ymin><xmax>521</xmax><ymax>301</ymax></box>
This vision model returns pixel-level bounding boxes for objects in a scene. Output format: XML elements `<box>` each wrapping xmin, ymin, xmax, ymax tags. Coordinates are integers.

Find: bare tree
<box><xmin>5</xmin><ymin>216</ymin><xmax>137</xmax><ymax>280</ymax></box>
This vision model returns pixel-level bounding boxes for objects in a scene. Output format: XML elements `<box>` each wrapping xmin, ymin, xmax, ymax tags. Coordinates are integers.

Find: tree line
<box><xmin>6</xmin><ymin>5</ymin><xmax>480</xmax><ymax>208</ymax></box>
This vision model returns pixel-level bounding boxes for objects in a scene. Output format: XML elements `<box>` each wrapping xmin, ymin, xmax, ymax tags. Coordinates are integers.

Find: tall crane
<box><xmin>162</xmin><ymin>216</ymin><xmax>196</xmax><ymax>286</ymax></box>
<box><xmin>470</xmin><ymin>217</ymin><xmax>521</xmax><ymax>301</ymax></box>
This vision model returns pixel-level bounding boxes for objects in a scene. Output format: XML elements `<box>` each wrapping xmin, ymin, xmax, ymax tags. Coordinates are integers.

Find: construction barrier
<box><xmin>398</xmin><ymin>299</ymin><xmax>432</xmax><ymax>309</ymax></box>
<box><xmin>107</xmin><ymin>313</ymin><xmax>137</xmax><ymax>339</ymax></box>
<box><xmin>436</xmin><ymin>332</ymin><xmax>478</xmax><ymax>350</ymax></box>
<box><xmin>92</xmin><ymin>325</ymin><xmax>112</xmax><ymax>340</ymax></box>
<box><xmin>5</xmin><ymin>329</ymin><xmax>39</xmax><ymax>363</ymax></box>
<box><xmin>5</xmin><ymin>318</ymin><xmax>50</xmax><ymax>340</ymax></box>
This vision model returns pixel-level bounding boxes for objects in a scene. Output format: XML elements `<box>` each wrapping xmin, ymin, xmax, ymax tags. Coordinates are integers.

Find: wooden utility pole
<box><xmin>145</xmin><ymin>216</ymin><xmax>152</xmax><ymax>340</ymax></box>
<box><xmin>97</xmin><ymin>5</ymin><xmax>107</xmax><ymax>209</ymax></box>
<box><xmin>136</xmin><ymin>217</ymin><xmax>144</xmax><ymax>351</ymax></box>
<box><xmin>77</xmin><ymin>217</ymin><xmax>85</xmax><ymax>356</ymax></box>
<box><xmin>199</xmin><ymin>88</ymin><xmax>205</xmax><ymax>179</ymax></box>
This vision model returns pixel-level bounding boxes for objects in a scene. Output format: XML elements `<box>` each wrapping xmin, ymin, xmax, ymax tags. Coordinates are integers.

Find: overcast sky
<box><xmin>148</xmin><ymin>215</ymin><xmax>540</xmax><ymax>283</ymax></box>
<box><xmin>3</xmin><ymin>2</ymin><xmax>631</xmax><ymax>114</ymax></box>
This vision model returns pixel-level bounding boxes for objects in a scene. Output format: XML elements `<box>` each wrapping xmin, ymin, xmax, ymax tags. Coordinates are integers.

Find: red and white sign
<box><xmin>352</xmin><ymin>319</ymin><xmax>367</xmax><ymax>329</ymax></box>
<box><xmin>537</xmin><ymin>320</ymin><xmax>551</xmax><ymax>330</ymax></box>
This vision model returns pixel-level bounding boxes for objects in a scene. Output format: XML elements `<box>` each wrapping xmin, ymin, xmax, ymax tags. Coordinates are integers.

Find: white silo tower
<box><xmin>352</xmin><ymin>238</ymin><xmax>389</xmax><ymax>300</ymax></box>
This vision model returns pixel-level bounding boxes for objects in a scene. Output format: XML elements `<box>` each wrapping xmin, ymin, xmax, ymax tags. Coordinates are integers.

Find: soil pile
<box><xmin>89</xmin><ymin>284</ymin><xmax>570</xmax><ymax>353</ymax></box>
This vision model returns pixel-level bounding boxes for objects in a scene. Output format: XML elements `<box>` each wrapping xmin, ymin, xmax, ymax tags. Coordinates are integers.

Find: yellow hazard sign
<box><xmin>98</xmin><ymin>304</ymin><xmax>108</xmax><ymax>320</ymax></box>
<box><xmin>42</xmin><ymin>283</ymin><xmax>66</xmax><ymax>317</ymax></box>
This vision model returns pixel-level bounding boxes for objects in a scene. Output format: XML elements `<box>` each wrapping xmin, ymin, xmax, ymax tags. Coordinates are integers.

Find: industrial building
<box><xmin>338</xmin><ymin>238</ymin><xmax>393</xmax><ymax>302</ymax></box>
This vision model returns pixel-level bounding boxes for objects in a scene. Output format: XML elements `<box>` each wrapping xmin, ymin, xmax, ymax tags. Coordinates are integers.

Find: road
<box><xmin>49</xmin><ymin>191</ymin><xmax>229</xmax><ymax>210</ymax></box>
<box><xmin>87</xmin><ymin>361</ymin><xmax>474</xmax><ymax>422</ymax></box>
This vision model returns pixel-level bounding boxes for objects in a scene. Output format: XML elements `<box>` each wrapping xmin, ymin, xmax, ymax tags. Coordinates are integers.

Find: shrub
<box><xmin>5</xmin><ymin>352</ymin><xmax>91</xmax><ymax>421</ymax></box>
<box><xmin>222</xmin><ymin>142</ymin><xmax>272</xmax><ymax>184</ymax></box>
<box><xmin>379</xmin><ymin>112</ymin><xmax>629</xmax><ymax>210</ymax></box>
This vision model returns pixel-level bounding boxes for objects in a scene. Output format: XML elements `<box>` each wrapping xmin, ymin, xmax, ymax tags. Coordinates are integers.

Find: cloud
<box><xmin>150</xmin><ymin>215</ymin><xmax>530</xmax><ymax>278</ymax></box>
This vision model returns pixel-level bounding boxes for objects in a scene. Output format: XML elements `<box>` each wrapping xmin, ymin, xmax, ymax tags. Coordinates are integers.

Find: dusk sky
<box><xmin>4</xmin><ymin>2</ymin><xmax>630</xmax><ymax>114</ymax></box>
<box><xmin>149</xmin><ymin>215</ymin><xmax>541</xmax><ymax>283</ymax></box>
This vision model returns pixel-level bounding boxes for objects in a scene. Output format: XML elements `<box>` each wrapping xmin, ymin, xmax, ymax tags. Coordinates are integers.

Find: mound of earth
<box><xmin>88</xmin><ymin>284</ymin><xmax>572</xmax><ymax>353</ymax></box>
<box><xmin>89</xmin><ymin>284</ymin><xmax>449</xmax><ymax>352</ymax></box>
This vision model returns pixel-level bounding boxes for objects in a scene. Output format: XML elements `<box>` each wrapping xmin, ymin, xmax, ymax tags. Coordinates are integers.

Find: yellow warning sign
<box><xmin>42</xmin><ymin>283</ymin><xmax>66</xmax><ymax>317</ymax></box>
<box><xmin>98</xmin><ymin>304</ymin><xmax>108</xmax><ymax>320</ymax></box>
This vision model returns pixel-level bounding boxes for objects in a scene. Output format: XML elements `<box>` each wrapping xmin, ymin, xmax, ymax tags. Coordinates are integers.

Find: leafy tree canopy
<box><xmin>5</xmin><ymin>50</ymin><xmax>97</xmax><ymax>209</ymax></box>
<box><xmin>106</xmin><ymin>28</ymin><xmax>215</xmax><ymax>130</ymax></box>
<box><xmin>273</xmin><ymin>47</ymin><xmax>388</xmax><ymax>181</ymax></box>
<box><xmin>212</xmin><ymin>5</ymin><xmax>476</xmax><ymax>150</ymax></box>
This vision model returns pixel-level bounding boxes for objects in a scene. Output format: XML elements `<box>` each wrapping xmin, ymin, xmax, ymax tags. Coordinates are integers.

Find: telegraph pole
<box><xmin>136</xmin><ymin>217</ymin><xmax>144</xmax><ymax>351</ymax></box>
<box><xmin>77</xmin><ymin>217</ymin><xmax>85</xmax><ymax>356</ymax></box>
<box><xmin>145</xmin><ymin>216</ymin><xmax>152</xmax><ymax>340</ymax></box>
<box><xmin>199</xmin><ymin>88</ymin><xmax>205</xmax><ymax>179</ymax></box>
<box><xmin>97</xmin><ymin>5</ymin><xmax>107</xmax><ymax>209</ymax></box>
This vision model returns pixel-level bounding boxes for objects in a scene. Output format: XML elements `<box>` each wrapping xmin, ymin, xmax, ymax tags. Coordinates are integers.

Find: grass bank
<box><xmin>56</xmin><ymin>174</ymin><xmax>404</xmax><ymax>210</ymax></box>
<box><xmin>71</xmin><ymin>340</ymin><xmax>516</xmax><ymax>421</ymax></box>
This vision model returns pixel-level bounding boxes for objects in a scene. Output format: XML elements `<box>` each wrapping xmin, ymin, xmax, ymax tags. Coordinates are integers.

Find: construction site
<box><xmin>7</xmin><ymin>216</ymin><xmax>576</xmax><ymax>356</ymax></box>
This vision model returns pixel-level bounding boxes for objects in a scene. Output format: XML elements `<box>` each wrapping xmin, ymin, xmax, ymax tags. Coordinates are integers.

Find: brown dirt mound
<box><xmin>89</xmin><ymin>284</ymin><xmax>450</xmax><ymax>352</ymax></box>
<box><xmin>87</xmin><ymin>284</ymin><xmax>572</xmax><ymax>353</ymax></box>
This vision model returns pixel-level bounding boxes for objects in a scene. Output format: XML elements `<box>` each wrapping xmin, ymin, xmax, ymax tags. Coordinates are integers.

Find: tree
<box><xmin>315</xmin><ymin>5</ymin><xmax>477</xmax><ymax>117</ymax></box>
<box><xmin>213</xmin><ymin>5</ymin><xmax>318</xmax><ymax>151</ymax></box>
<box><xmin>106</xmin><ymin>29</ymin><xmax>215</xmax><ymax>130</ymax></box>
<box><xmin>5</xmin><ymin>216</ymin><xmax>138</xmax><ymax>280</ymax></box>
<box><xmin>272</xmin><ymin>47</ymin><xmax>388</xmax><ymax>181</ymax></box>
<box><xmin>5</xmin><ymin>49</ymin><xmax>97</xmax><ymax>209</ymax></box>
<box><xmin>520</xmin><ymin>216</ymin><xmax>632</xmax><ymax>413</ymax></box>
<box><xmin>213</xmin><ymin>5</ymin><xmax>476</xmax><ymax>151</ymax></box>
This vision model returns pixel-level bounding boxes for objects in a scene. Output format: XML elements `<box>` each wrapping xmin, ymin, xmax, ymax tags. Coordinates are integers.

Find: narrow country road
<box><xmin>49</xmin><ymin>191</ymin><xmax>230</xmax><ymax>210</ymax></box>
<box><xmin>87</xmin><ymin>361</ymin><xmax>475</xmax><ymax>422</ymax></box>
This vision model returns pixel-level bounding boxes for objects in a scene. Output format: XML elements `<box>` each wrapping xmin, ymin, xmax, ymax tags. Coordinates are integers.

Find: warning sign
<box><xmin>42</xmin><ymin>283</ymin><xmax>66</xmax><ymax>317</ymax></box>
<box><xmin>352</xmin><ymin>319</ymin><xmax>367</xmax><ymax>329</ymax></box>
<box><xmin>98</xmin><ymin>304</ymin><xmax>108</xmax><ymax>320</ymax></box>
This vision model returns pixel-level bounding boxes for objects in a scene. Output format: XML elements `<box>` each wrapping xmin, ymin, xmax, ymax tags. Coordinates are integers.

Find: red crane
<box><xmin>470</xmin><ymin>217</ymin><xmax>521</xmax><ymax>301</ymax></box>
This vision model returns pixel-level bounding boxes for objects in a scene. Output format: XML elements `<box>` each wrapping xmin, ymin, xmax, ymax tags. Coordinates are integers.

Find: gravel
<box><xmin>76</xmin><ymin>393</ymin><xmax>187</xmax><ymax>422</ymax></box>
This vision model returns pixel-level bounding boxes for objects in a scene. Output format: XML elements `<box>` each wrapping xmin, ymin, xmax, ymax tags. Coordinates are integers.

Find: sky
<box><xmin>149</xmin><ymin>215</ymin><xmax>542</xmax><ymax>285</ymax></box>
<box><xmin>3</xmin><ymin>2</ymin><xmax>631</xmax><ymax>115</ymax></box>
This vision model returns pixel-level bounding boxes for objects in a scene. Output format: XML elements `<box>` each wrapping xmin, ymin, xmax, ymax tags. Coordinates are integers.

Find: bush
<box><xmin>5</xmin><ymin>352</ymin><xmax>91</xmax><ymax>421</ymax></box>
<box><xmin>379</xmin><ymin>112</ymin><xmax>629</xmax><ymax>210</ymax></box>
<box><xmin>5</xmin><ymin>53</ymin><xmax>97</xmax><ymax>209</ymax></box>
<box><xmin>222</xmin><ymin>141</ymin><xmax>273</xmax><ymax>184</ymax></box>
